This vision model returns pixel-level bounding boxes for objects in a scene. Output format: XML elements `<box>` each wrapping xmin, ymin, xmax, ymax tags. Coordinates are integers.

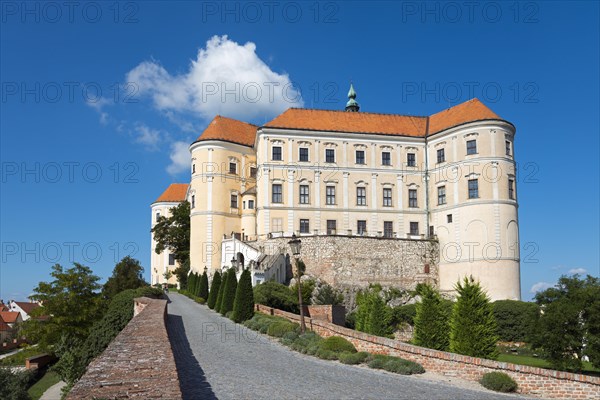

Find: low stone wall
<box><xmin>25</xmin><ymin>353</ymin><xmax>55</xmax><ymax>370</ymax></box>
<box><xmin>67</xmin><ymin>297</ymin><xmax>182</xmax><ymax>400</ymax></box>
<box><xmin>256</xmin><ymin>304</ymin><xmax>600</xmax><ymax>400</ymax></box>
<box><xmin>251</xmin><ymin>235</ymin><xmax>438</xmax><ymax>290</ymax></box>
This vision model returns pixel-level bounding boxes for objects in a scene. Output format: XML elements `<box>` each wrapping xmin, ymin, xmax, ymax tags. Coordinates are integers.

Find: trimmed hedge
<box><xmin>254</xmin><ymin>281</ymin><xmax>298</xmax><ymax>313</ymax></box>
<box><xmin>367</xmin><ymin>354</ymin><xmax>425</xmax><ymax>375</ymax></box>
<box><xmin>339</xmin><ymin>351</ymin><xmax>369</xmax><ymax>365</ymax></box>
<box><xmin>266</xmin><ymin>321</ymin><xmax>299</xmax><ymax>338</ymax></box>
<box><xmin>480</xmin><ymin>372</ymin><xmax>518</xmax><ymax>393</ymax></box>
<box><xmin>207</xmin><ymin>271</ymin><xmax>222</xmax><ymax>309</ymax></box>
<box><xmin>232</xmin><ymin>269</ymin><xmax>254</xmax><ymax>323</ymax></box>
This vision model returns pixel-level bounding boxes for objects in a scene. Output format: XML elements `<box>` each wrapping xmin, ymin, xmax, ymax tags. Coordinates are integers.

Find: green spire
<box><xmin>345</xmin><ymin>83</ymin><xmax>360</xmax><ymax>112</ymax></box>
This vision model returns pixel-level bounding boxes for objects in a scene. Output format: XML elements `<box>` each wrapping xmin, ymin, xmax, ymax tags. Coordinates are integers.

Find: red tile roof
<box><xmin>0</xmin><ymin>320</ymin><xmax>11</xmax><ymax>332</ymax></box>
<box><xmin>13</xmin><ymin>302</ymin><xmax>40</xmax><ymax>315</ymax></box>
<box><xmin>194</xmin><ymin>115</ymin><xmax>258</xmax><ymax>147</ymax></box>
<box><xmin>264</xmin><ymin>98</ymin><xmax>506</xmax><ymax>137</ymax></box>
<box><xmin>154</xmin><ymin>183</ymin><xmax>189</xmax><ymax>203</ymax></box>
<box><xmin>0</xmin><ymin>304</ymin><xmax>7</xmax><ymax>312</ymax></box>
<box><xmin>0</xmin><ymin>311</ymin><xmax>20</xmax><ymax>324</ymax></box>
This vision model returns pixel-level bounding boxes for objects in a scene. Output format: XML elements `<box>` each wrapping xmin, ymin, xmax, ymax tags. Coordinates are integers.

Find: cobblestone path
<box><xmin>167</xmin><ymin>293</ymin><xmax>527</xmax><ymax>400</ymax></box>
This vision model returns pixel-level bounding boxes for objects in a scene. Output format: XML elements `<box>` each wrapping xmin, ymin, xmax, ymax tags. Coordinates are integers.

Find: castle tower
<box><xmin>189</xmin><ymin>116</ymin><xmax>258</xmax><ymax>274</ymax></box>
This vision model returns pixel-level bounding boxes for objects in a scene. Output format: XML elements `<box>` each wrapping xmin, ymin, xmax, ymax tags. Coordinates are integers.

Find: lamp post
<box><xmin>288</xmin><ymin>234</ymin><xmax>306</xmax><ymax>333</ymax></box>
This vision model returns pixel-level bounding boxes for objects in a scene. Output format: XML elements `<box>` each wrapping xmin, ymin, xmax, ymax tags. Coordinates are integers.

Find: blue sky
<box><xmin>1</xmin><ymin>1</ymin><xmax>598</xmax><ymax>301</ymax></box>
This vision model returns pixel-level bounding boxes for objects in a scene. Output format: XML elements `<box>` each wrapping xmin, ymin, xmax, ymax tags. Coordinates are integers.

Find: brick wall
<box><xmin>67</xmin><ymin>297</ymin><xmax>182</xmax><ymax>399</ymax></box>
<box><xmin>256</xmin><ymin>304</ymin><xmax>600</xmax><ymax>400</ymax></box>
<box><xmin>251</xmin><ymin>235</ymin><xmax>438</xmax><ymax>290</ymax></box>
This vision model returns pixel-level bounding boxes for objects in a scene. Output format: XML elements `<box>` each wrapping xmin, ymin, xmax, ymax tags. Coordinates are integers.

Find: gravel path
<box><xmin>39</xmin><ymin>381</ymin><xmax>66</xmax><ymax>400</ymax></box>
<box><xmin>167</xmin><ymin>293</ymin><xmax>529</xmax><ymax>400</ymax></box>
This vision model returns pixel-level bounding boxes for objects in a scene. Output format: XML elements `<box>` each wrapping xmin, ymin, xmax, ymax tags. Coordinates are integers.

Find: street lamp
<box><xmin>288</xmin><ymin>234</ymin><xmax>306</xmax><ymax>333</ymax></box>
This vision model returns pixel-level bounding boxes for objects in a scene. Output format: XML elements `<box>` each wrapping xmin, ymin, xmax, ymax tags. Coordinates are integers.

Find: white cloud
<box><xmin>568</xmin><ymin>268</ymin><xmax>587</xmax><ymax>275</ymax></box>
<box><xmin>166</xmin><ymin>141</ymin><xmax>190</xmax><ymax>175</ymax></box>
<box><xmin>86</xmin><ymin>97</ymin><xmax>111</xmax><ymax>125</ymax></box>
<box><xmin>126</xmin><ymin>35</ymin><xmax>303</xmax><ymax>121</ymax></box>
<box><xmin>134</xmin><ymin>125</ymin><xmax>162</xmax><ymax>151</ymax></box>
<box><xmin>530</xmin><ymin>281</ymin><xmax>553</xmax><ymax>294</ymax></box>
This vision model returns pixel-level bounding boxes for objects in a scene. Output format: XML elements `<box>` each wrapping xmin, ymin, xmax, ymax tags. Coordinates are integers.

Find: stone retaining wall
<box><xmin>251</xmin><ymin>235</ymin><xmax>439</xmax><ymax>290</ymax></box>
<box><xmin>256</xmin><ymin>304</ymin><xmax>600</xmax><ymax>400</ymax></box>
<box><xmin>67</xmin><ymin>297</ymin><xmax>182</xmax><ymax>399</ymax></box>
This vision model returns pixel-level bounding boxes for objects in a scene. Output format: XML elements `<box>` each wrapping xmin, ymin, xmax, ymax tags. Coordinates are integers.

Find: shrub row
<box><xmin>180</xmin><ymin>289</ymin><xmax>206</xmax><ymax>304</ymax></box>
<box><xmin>242</xmin><ymin>314</ymin><xmax>425</xmax><ymax>376</ymax></box>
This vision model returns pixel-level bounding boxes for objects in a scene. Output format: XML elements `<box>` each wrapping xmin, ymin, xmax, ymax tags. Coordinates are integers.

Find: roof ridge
<box><xmin>214</xmin><ymin>114</ymin><xmax>258</xmax><ymax>128</ymax></box>
<box><xmin>287</xmin><ymin>107</ymin><xmax>429</xmax><ymax>118</ymax></box>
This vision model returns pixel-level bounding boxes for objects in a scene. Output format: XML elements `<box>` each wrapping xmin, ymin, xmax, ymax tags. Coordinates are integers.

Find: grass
<box><xmin>0</xmin><ymin>346</ymin><xmax>47</xmax><ymax>366</ymax></box>
<box><xmin>498</xmin><ymin>354</ymin><xmax>600</xmax><ymax>375</ymax></box>
<box><xmin>27</xmin><ymin>371</ymin><xmax>61</xmax><ymax>400</ymax></box>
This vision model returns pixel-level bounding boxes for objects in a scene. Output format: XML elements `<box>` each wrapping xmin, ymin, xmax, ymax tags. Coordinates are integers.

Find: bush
<box><xmin>254</xmin><ymin>281</ymin><xmax>298</xmax><ymax>313</ymax></box>
<box><xmin>281</xmin><ymin>331</ymin><xmax>300</xmax><ymax>346</ymax></box>
<box><xmin>479</xmin><ymin>372</ymin><xmax>518</xmax><ymax>393</ymax></box>
<box><xmin>449</xmin><ymin>277</ymin><xmax>499</xmax><ymax>359</ymax></box>
<box><xmin>312</xmin><ymin>282</ymin><xmax>344</xmax><ymax>305</ymax></box>
<box><xmin>339</xmin><ymin>351</ymin><xmax>369</xmax><ymax>365</ymax></box>
<box><xmin>215</xmin><ymin>270</ymin><xmax>228</xmax><ymax>313</ymax></box>
<box><xmin>290</xmin><ymin>332</ymin><xmax>323</xmax><ymax>355</ymax></box>
<box><xmin>389</xmin><ymin>304</ymin><xmax>417</xmax><ymax>326</ymax></box>
<box><xmin>316</xmin><ymin>348</ymin><xmax>338</xmax><ymax>360</ymax></box>
<box><xmin>493</xmin><ymin>300</ymin><xmax>538</xmax><ymax>342</ymax></box>
<box><xmin>267</xmin><ymin>321</ymin><xmax>299</xmax><ymax>337</ymax></box>
<box><xmin>196</xmin><ymin>297</ymin><xmax>206</xmax><ymax>304</ymax></box>
<box><xmin>199</xmin><ymin>271</ymin><xmax>209</xmax><ymax>300</ymax></box>
<box><xmin>355</xmin><ymin>287</ymin><xmax>391</xmax><ymax>337</ymax></box>
<box><xmin>319</xmin><ymin>336</ymin><xmax>357</xmax><ymax>354</ymax></box>
<box><xmin>367</xmin><ymin>354</ymin><xmax>425</xmax><ymax>375</ymax></box>
<box><xmin>232</xmin><ymin>269</ymin><xmax>255</xmax><ymax>323</ymax></box>
<box><xmin>0</xmin><ymin>368</ymin><xmax>33</xmax><ymax>400</ymax></box>
<box><xmin>207</xmin><ymin>271</ymin><xmax>222</xmax><ymax>309</ymax></box>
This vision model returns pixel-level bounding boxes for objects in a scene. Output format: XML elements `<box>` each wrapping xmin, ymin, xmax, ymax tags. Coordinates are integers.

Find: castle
<box><xmin>151</xmin><ymin>86</ymin><xmax>521</xmax><ymax>300</ymax></box>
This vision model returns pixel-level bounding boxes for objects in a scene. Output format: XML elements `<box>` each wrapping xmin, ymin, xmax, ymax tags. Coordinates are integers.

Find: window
<box><xmin>191</xmin><ymin>195</ymin><xmax>195</xmax><ymax>208</ymax></box>
<box><xmin>407</xmin><ymin>153</ymin><xmax>416</xmax><ymax>167</ymax></box>
<box><xmin>506</xmin><ymin>140</ymin><xmax>511</xmax><ymax>156</ymax></box>
<box><xmin>300</xmin><ymin>219</ymin><xmax>310</xmax><ymax>234</ymax></box>
<box><xmin>250</xmin><ymin>167</ymin><xmax>257</xmax><ymax>178</ymax></box>
<box><xmin>243</xmin><ymin>201</ymin><xmax>246</xmax><ymax>209</ymax></box>
<box><xmin>437</xmin><ymin>186</ymin><xmax>446</xmax><ymax>205</ymax></box>
<box><xmin>382</xmin><ymin>151</ymin><xmax>391</xmax><ymax>166</ymax></box>
<box><xmin>447</xmin><ymin>214</ymin><xmax>453</xmax><ymax>223</ymax></box>
<box><xmin>272</xmin><ymin>184</ymin><xmax>283</xmax><ymax>203</ymax></box>
<box><xmin>299</xmin><ymin>184</ymin><xmax>309</xmax><ymax>204</ymax></box>
<box><xmin>437</xmin><ymin>148</ymin><xmax>445</xmax><ymax>163</ymax></box>
<box><xmin>272</xmin><ymin>218</ymin><xmax>282</xmax><ymax>232</ymax></box>
<box><xmin>384</xmin><ymin>221</ymin><xmax>393</xmax><ymax>238</ymax></box>
<box><xmin>325</xmin><ymin>148</ymin><xmax>335</xmax><ymax>163</ymax></box>
<box><xmin>192</xmin><ymin>163</ymin><xmax>195</xmax><ymax>173</ymax></box>
<box><xmin>156</xmin><ymin>212</ymin><xmax>160</xmax><ymax>222</ymax></box>
<box><xmin>272</xmin><ymin>146</ymin><xmax>282</xmax><ymax>161</ymax></box>
<box><xmin>357</xmin><ymin>220</ymin><xmax>367</xmax><ymax>235</ymax></box>
<box><xmin>410</xmin><ymin>222</ymin><xmax>419</xmax><ymax>236</ymax></box>
<box><xmin>355</xmin><ymin>150</ymin><xmax>365</xmax><ymax>164</ymax></box>
<box><xmin>326</xmin><ymin>220</ymin><xmax>337</xmax><ymax>235</ymax></box>
<box><xmin>356</xmin><ymin>187</ymin><xmax>367</xmax><ymax>206</ymax></box>
<box><xmin>429</xmin><ymin>226</ymin><xmax>435</xmax><ymax>237</ymax></box>
<box><xmin>230</xmin><ymin>193</ymin><xmax>238</xmax><ymax>208</ymax></box>
<box><xmin>468</xmin><ymin>179</ymin><xmax>479</xmax><ymax>199</ymax></box>
<box><xmin>326</xmin><ymin>185</ymin><xmax>336</xmax><ymax>205</ymax></box>
<box><xmin>383</xmin><ymin>188</ymin><xmax>392</xmax><ymax>207</ymax></box>
<box><xmin>248</xmin><ymin>199</ymin><xmax>254</xmax><ymax>209</ymax></box>
<box><xmin>409</xmin><ymin>189</ymin><xmax>418</xmax><ymax>208</ymax></box>
<box><xmin>229</xmin><ymin>162</ymin><xmax>237</xmax><ymax>174</ymax></box>
<box><xmin>466</xmin><ymin>139</ymin><xmax>477</xmax><ymax>155</ymax></box>
<box><xmin>299</xmin><ymin>147</ymin><xmax>309</xmax><ymax>162</ymax></box>
<box><xmin>168</xmin><ymin>254</ymin><xmax>175</xmax><ymax>266</ymax></box>
<box><xmin>508</xmin><ymin>179</ymin><xmax>515</xmax><ymax>200</ymax></box>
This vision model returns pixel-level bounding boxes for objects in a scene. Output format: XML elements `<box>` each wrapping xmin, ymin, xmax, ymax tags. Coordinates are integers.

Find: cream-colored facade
<box><xmin>155</xmin><ymin>95</ymin><xmax>521</xmax><ymax>300</ymax></box>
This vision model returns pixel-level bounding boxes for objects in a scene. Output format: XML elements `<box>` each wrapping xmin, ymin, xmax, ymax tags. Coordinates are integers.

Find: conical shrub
<box><xmin>199</xmin><ymin>270</ymin><xmax>209</xmax><ymax>300</ymax></box>
<box><xmin>414</xmin><ymin>283</ymin><xmax>450</xmax><ymax>351</ymax></box>
<box><xmin>207</xmin><ymin>271</ymin><xmax>222</xmax><ymax>309</ymax></box>
<box><xmin>232</xmin><ymin>269</ymin><xmax>254</xmax><ymax>322</ymax></box>
<box><xmin>220</xmin><ymin>269</ymin><xmax>238</xmax><ymax>316</ymax></box>
<box><xmin>215</xmin><ymin>270</ymin><xmax>228</xmax><ymax>313</ymax></box>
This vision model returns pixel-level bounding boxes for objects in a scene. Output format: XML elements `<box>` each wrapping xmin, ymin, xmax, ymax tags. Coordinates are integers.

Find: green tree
<box><xmin>220</xmin><ymin>269</ymin><xmax>238</xmax><ymax>316</ymax></box>
<box><xmin>449</xmin><ymin>277</ymin><xmax>499</xmax><ymax>359</ymax></box>
<box><xmin>215</xmin><ymin>270</ymin><xmax>228</xmax><ymax>313</ymax></box>
<box><xmin>199</xmin><ymin>270</ymin><xmax>209</xmax><ymax>300</ymax></box>
<box><xmin>188</xmin><ymin>273</ymin><xmax>197</xmax><ymax>296</ymax></box>
<box><xmin>232</xmin><ymin>269</ymin><xmax>254</xmax><ymax>322</ymax></box>
<box><xmin>0</xmin><ymin>369</ymin><xmax>32</xmax><ymax>400</ymax></box>
<box><xmin>355</xmin><ymin>286</ymin><xmax>390</xmax><ymax>337</ymax></box>
<box><xmin>23</xmin><ymin>263</ymin><xmax>102</xmax><ymax>349</ymax></box>
<box><xmin>253</xmin><ymin>281</ymin><xmax>298</xmax><ymax>313</ymax></box>
<box><xmin>413</xmin><ymin>283</ymin><xmax>450</xmax><ymax>351</ymax></box>
<box><xmin>102</xmin><ymin>256</ymin><xmax>147</xmax><ymax>299</ymax></box>
<box><xmin>492</xmin><ymin>300</ymin><xmax>538</xmax><ymax>342</ymax></box>
<box><xmin>290</xmin><ymin>278</ymin><xmax>315</xmax><ymax>306</ymax></box>
<box><xmin>207</xmin><ymin>271</ymin><xmax>222</xmax><ymax>309</ymax></box>
<box><xmin>151</xmin><ymin>201</ymin><xmax>190</xmax><ymax>287</ymax></box>
<box><xmin>531</xmin><ymin>275</ymin><xmax>600</xmax><ymax>371</ymax></box>
<box><xmin>312</xmin><ymin>282</ymin><xmax>344</xmax><ymax>306</ymax></box>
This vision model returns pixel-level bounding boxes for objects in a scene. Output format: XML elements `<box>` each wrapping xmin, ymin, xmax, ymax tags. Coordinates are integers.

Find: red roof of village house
<box><xmin>13</xmin><ymin>301</ymin><xmax>40</xmax><ymax>315</ymax></box>
<box><xmin>154</xmin><ymin>183</ymin><xmax>189</xmax><ymax>203</ymax></box>
<box><xmin>193</xmin><ymin>115</ymin><xmax>258</xmax><ymax>147</ymax></box>
<box><xmin>264</xmin><ymin>98</ymin><xmax>505</xmax><ymax>137</ymax></box>
<box><xmin>0</xmin><ymin>320</ymin><xmax>11</xmax><ymax>332</ymax></box>
<box><xmin>0</xmin><ymin>311</ymin><xmax>20</xmax><ymax>324</ymax></box>
<box><xmin>0</xmin><ymin>304</ymin><xmax>7</xmax><ymax>312</ymax></box>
